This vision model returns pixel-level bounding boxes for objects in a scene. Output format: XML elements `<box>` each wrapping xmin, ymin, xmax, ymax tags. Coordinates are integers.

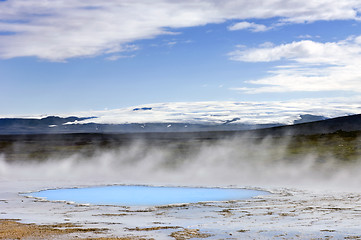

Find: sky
<box><xmin>1</xmin><ymin>0</ymin><xmax>361</xmax><ymax>116</ymax></box>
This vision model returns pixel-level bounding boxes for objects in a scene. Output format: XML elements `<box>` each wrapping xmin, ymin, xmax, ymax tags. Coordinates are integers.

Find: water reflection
<box><xmin>31</xmin><ymin>185</ymin><xmax>267</xmax><ymax>206</ymax></box>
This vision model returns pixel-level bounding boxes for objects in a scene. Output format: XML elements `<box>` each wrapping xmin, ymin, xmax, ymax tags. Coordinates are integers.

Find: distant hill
<box><xmin>292</xmin><ymin>114</ymin><xmax>327</xmax><ymax>124</ymax></box>
<box><xmin>251</xmin><ymin>113</ymin><xmax>361</xmax><ymax>137</ymax></box>
<box><xmin>0</xmin><ymin>115</ymin><xmax>282</xmax><ymax>135</ymax></box>
<box><xmin>1</xmin><ymin>112</ymin><xmax>360</xmax><ymax>136</ymax></box>
<box><xmin>0</xmin><ymin>116</ymin><xmax>94</xmax><ymax>134</ymax></box>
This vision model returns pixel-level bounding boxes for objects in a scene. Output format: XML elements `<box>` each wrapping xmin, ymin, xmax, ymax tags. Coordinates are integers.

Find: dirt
<box><xmin>169</xmin><ymin>228</ymin><xmax>212</xmax><ymax>240</ymax></box>
<box><xmin>0</xmin><ymin>220</ymin><xmax>149</xmax><ymax>240</ymax></box>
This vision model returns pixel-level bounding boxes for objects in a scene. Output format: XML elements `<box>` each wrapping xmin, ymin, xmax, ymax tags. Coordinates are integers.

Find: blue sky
<box><xmin>1</xmin><ymin>1</ymin><xmax>361</xmax><ymax>116</ymax></box>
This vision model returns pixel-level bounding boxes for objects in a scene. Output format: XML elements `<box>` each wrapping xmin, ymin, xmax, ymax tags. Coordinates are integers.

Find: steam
<box><xmin>1</xmin><ymin>136</ymin><xmax>361</xmax><ymax>191</ymax></box>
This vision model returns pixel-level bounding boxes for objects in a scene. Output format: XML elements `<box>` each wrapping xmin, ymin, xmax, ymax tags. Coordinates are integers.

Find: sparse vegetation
<box><xmin>1</xmin><ymin>130</ymin><xmax>361</xmax><ymax>163</ymax></box>
<box><xmin>285</xmin><ymin>130</ymin><xmax>361</xmax><ymax>161</ymax></box>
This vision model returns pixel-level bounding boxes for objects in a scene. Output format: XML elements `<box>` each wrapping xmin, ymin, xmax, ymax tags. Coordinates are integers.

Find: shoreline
<box><xmin>2</xmin><ymin>180</ymin><xmax>361</xmax><ymax>239</ymax></box>
<box><xmin>22</xmin><ymin>184</ymin><xmax>270</xmax><ymax>208</ymax></box>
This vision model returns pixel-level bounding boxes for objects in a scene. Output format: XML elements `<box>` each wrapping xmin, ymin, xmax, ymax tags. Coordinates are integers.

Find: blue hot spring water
<box><xmin>30</xmin><ymin>185</ymin><xmax>267</xmax><ymax>206</ymax></box>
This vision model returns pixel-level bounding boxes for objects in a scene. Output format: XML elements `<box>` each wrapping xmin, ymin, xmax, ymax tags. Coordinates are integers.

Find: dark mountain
<box><xmin>251</xmin><ymin>113</ymin><xmax>361</xmax><ymax>137</ymax></box>
<box><xmin>0</xmin><ymin>116</ymin><xmax>89</xmax><ymax>126</ymax></box>
<box><xmin>293</xmin><ymin>114</ymin><xmax>328</xmax><ymax>124</ymax></box>
<box><xmin>0</xmin><ymin>113</ymin><xmax>360</xmax><ymax>136</ymax></box>
<box><xmin>0</xmin><ymin>116</ymin><xmax>281</xmax><ymax>135</ymax></box>
<box><xmin>0</xmin><ymin>116</ymin><xmax>94</xmax><ymax>134</ymax></box>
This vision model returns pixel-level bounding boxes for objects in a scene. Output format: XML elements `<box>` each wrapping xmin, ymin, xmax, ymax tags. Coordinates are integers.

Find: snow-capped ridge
<box><xmin>63</xmin><ymin>100</ymin><xmax>361</xmax><ymax>126</ymax></box>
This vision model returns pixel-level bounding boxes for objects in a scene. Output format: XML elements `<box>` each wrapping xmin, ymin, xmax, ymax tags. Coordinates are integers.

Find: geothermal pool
<box><xmin>30</xmin><ymin>185</ymin><xmax>266</xmax><ymax>206</ymax></box>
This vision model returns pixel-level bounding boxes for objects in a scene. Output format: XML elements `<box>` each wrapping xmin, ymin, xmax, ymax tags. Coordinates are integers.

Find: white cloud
<box><xmin>259</xmin><ymin>42</ymin><xmax>275</xmax><ymax>48</ymax></box>
<box><xmin>228</xmin><ymin>40</ymin><xmax>351</xmax><ymax>63</ymax></box>
<box><xmin>56</xmin><ymin>98</ymin><xmax>361</xmax><ymax>125</ymax></box>
<box><xmin>3</xmin><ymin>98</ymin><xmax>361</xmax><ymax>125</ymax></box>
<box><xmin>229</xmin><ymin>36</ymin><xmax>361</xmax><ymax>93</ymax></box>
<box><xmin>228</xmin><ymin>21</ymin><xmax>270</xmax><ymax>32</ymax></box>
<box><xmin>0</xmin><ymin>0</ymin><xmax>360</xmax><ymax>61</ymax></box>
<box><xmin>105</xmin><ymin>54</ymin><xmax>135</xmax><ymax>61</ymax></box>
<box><xmin>296</xmin><ymin>34</ymin><xmax>318</xmax><ymax>39</ymax></box>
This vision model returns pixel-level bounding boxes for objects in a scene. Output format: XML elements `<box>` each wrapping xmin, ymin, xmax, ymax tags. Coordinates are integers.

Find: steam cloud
<box><xmin>1</xmin><ymin>136</ymin><xmax>360</xmax><ymax>191</ymax></box>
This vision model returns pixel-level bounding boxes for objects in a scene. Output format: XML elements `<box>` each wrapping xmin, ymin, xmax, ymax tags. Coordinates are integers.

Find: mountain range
<box><xmin>0</xmin><ymin>114</ymin><xmax>332</xmax><ymax>135</ymax></box>
<box><xmin>1</xmin><ymin>100</ymin><xmax>360</xmax><ymax>135</ymax></box>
